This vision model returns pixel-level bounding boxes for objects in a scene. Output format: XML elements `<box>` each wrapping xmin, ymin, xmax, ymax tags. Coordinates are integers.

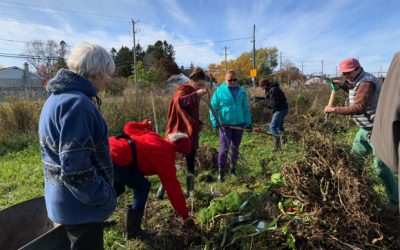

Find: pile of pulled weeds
<box><xmin>278</xmin><ymin>118</ymin><xmax>400</xmax><ymax>249</ymax></box>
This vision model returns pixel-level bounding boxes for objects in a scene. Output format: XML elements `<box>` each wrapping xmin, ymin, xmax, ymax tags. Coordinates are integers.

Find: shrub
<box><xmin>105</xmin><ymin>77</ymin><xmax>130</xmax><ymax>97</ymax></box>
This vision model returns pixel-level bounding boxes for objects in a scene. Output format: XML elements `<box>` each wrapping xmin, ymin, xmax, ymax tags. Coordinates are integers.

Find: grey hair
<box><xmin>167</xmin><ymin>132</ymin><xmax>188</xmax><ymax>142</ymax></box>
<box><xmin>67</xmin><ymin>42</ymin><xmax>115</xmax><ymax>80</ymax></box>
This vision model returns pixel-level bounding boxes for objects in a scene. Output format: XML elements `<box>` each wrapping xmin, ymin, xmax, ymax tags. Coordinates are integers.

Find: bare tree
<box><xmin>24</xmin><ymin>40</ymin><xmax>63</xmax><ymax>79</ymax></box>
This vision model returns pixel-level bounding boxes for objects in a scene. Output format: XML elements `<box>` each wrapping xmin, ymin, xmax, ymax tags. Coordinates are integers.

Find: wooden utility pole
<box><xmin>252</xmin><ymin>24</ymin><xmax>256</xmax><ymax>87</ymax></box>
<box><xmin>224</xmin><ymin>46</ymin><xmax>229</xmax><ymax>75</ymax></box>
<box><xmin>132</xmin><ymin>19</ymin><xmax>139</xmax><ymax>88</ymax></box>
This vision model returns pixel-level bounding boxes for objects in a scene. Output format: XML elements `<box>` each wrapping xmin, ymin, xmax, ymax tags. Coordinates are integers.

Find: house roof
<box><xmin>166</xmin><ymin>73</ymin><xmax>189</xmax><ymax>84</ymax></box>
<box><xmin>0</xmin><ymin>66</ymin><xmax>42</xmax><ymax>80</ymax></box>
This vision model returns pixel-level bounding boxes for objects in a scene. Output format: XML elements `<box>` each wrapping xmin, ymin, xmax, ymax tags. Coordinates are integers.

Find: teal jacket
<box><xmin>210</xmin><ymin>83</ymin><xmax>252</xmax><ymax>128</ymax></box>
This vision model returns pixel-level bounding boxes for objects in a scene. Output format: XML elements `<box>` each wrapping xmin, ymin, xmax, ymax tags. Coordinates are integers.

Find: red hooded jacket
<box><xmin>165</xmin><ymin>84</ymin><xmax>201</xmax><ymax>149</ymax></box>
<box><xmin>109</xmin><ymin>121</ymin><xmax>189</xmax><ymax>219</ymax></box>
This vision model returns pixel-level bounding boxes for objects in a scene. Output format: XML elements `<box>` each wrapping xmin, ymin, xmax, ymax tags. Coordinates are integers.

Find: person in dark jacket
<box><xmin>109</xmin><ymin>120</ymin><xmax>195</xmax><ymax>239</ymax></box>
<box><xmin>256</xmin><ymin>78</ymin><xmax>289</xmax><ymax>150</ymax></box>
<box><xmin>39</xmin><ymin>42</ymin><xmax>117</xmax><ymax>250</ymax></box>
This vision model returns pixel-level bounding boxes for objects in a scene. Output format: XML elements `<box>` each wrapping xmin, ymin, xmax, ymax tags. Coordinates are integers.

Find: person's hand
<box><xmin>331</xmin><ymin>80</ymin><xmax>343</xmax><ymax>90</ymax></box>
<box><xmin>142</xmin><ymin>119</ymin><xmax>153</xmax><ymax>130</ymax></box>
<box><xmin>324</xmin><ymin>106</ymin><xmax>336</xmax><ymax>113</ymax></box>
<box><xmin>196</xmin><ymin>88</ymin><xmax>207</xmax><ymax>97</ymax></box>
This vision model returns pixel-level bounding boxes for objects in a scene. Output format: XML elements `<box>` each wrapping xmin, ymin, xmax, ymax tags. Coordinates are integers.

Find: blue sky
<box><xmin>0</xmin><ymin>0</ymin><xmax>399</xmax><ymax>76</ymax></box>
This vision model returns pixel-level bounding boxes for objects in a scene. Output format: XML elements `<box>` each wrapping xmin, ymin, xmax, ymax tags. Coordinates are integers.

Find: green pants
<box><xmin>351</xmin><ymin>128</ymin><xmax>398</xmax><ymax>205</ymax></box>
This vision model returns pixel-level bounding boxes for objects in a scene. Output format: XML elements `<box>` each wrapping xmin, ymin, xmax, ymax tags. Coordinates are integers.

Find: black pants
<box><xmin>65</xmin><ymin>222</ymin><xmax>104</xmax><ymax>250</ymax></box>
<box><xmin>185</xmin><ymin>148</ymin><xmax>197</xmax><ymax>175</ymax></box>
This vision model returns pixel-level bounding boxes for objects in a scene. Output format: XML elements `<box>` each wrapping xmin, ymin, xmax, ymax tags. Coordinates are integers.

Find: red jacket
<box><xmin>165</xmin><ymin>84</ymin><xmax>201</xmax><ymax>149</ymax></box>
<box><xmin>109</xmin><ymin>121</ymin><xmax>189</xmax><ymax>219</ymax></box>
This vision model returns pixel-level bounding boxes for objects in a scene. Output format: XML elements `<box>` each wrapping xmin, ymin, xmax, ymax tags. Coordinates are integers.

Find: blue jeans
<box><xmin>113</xmin><ymin>165</ymin><xmax>151</xmax><ymax>210</ymax></box>
<box><xmin>218</xmin><ymin>127</ymin><xmax>243</xmax><ymax>171</ymax></box>
<box><xmin>269</xmin><ymin>109</ymin><xmax>288</xmax><ymax>136</ymax></box>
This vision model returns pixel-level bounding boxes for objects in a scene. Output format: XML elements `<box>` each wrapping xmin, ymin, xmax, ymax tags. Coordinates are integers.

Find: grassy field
<box><xmin>0</xmin><ymin>126</ymin><xmax>359</xmax><ymax>249</ymax></box>
<box><xmin>1</xmin><ymin>85</ymin><xmax>397</xmax><ymax>249</ymax></box>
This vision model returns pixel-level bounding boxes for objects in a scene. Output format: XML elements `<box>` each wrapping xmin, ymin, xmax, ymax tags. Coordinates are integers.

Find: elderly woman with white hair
<box><xmin>39</xmin><ymin>42</ymin><xmax>117</xmax><ymax>249</ymax></box>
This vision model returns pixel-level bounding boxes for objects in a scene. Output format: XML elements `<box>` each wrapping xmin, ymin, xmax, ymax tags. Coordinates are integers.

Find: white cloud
<box><xmin>1</xmin><ymin>0</ymin><xmax>399</xmax><ymax>76</ymax></box>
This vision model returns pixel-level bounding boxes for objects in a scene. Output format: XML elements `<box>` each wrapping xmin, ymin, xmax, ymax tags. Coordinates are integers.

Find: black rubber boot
<box><xmin>281</xmin><ymin>132</ymin><xmax>288</xmax><ymax>144</ymax></box>
<box><xmin>125</xmin><ymin>206</ymin><xmax>151</xmax><ymax>240</ymax></box>
<box><xmin>186</xmin><ymin>175</ymin><xmax>195</xmax><ymax>197</ymax></box>
<box><xmin>273</xmin><ymin>136</ymin><xmax>281</xmax><ymax>151</ymax></box>
<box><xmin>218</xmin><ymin>169</ymin><xmax>225</xmax><ymax>183</ymax></box>
<box><xmin>156</xmin><ymin>185</ymin><xmax>165</xmax><ymax>200</ymax></box>
<box><xmin>230</xmin><ymin>167</ymin><xmax>236</xmax><ymax>176</ymax></box>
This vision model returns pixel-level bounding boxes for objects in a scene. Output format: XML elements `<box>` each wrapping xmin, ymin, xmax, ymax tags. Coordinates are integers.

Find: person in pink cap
<box><xmin>324</xmin><ymin>58</ymin><xmax>398</xmax><ymax>206</ymax></box>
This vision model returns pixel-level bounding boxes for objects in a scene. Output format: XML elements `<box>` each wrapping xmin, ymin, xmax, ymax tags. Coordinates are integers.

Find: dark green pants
<box><xmin>351</xmin><ymin>128</ymin><xmax>398</xmax><ymax>205</ymax></box>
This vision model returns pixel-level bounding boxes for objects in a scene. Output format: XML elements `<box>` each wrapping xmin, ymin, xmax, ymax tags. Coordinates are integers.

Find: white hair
<box><xmin>167</xmin><ymin>132</ymin><xmax>188</xmax><ymax>142</ymax></box>
<box><xmin>67</xmin><ymin>42</ymin><xmax>115</xmax><ymax>80</ymax></box>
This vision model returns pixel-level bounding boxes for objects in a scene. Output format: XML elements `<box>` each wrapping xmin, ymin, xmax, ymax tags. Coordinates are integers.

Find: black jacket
<box><xmin>256</xmin><ymin>83</ymin><xmax>288</xmax><ymax>112</ymax></box>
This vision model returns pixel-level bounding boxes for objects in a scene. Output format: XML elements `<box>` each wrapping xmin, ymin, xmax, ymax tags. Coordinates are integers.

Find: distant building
<box><xmin>166</xmin><ymin>73</ymin><xmax>190</xmax><ymax>85</ymax></box>
<box><xmin>304</xmin><ymin>76</ymin><xmax>329</xmax><ymax>85</ymax></box>
<box><xmin>0</xmin><ymin>63</ymin><xmax>46</xmax><ymax>101</ymax></box>
<box><xmin>0</xmin><ymin>63</ymin><xmax>43</xmax><ymax>88</ymax></box>
<box><xmin>166</xmin><ymin>73</ymin><xmax>217</xmax><ymax>92</ymax></box>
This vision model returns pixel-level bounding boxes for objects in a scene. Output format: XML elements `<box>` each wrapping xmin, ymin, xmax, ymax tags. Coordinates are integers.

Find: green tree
<box><xmin>114</xmin><ymin>46</ymin><xmax>133</xmax><ymax>77</ymax></box>
<box><xmin>144</xmin><ymin>40</ymin><xmax>180</xmax><ymax>76</ymax></box>
<box><xmin>114</xmin><ymin>44</ymin><xmax>145</xmax><ymax>77</ymax></box>
<box><xmin>130</xmin><ymin>61</ymin><xmax>168</xmax><ymax>89</ymax></box>
<box><xmin>256</xmin><ymin>47</ymin><xmax>279</xmax><ymax>78</ymax></box>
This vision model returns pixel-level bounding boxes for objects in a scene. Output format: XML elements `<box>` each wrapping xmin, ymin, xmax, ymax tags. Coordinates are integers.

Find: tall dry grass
<box><xmin>0</xmin><ymin>98</ymin><xmax>43</xmax><ymax>155</ymax></box>
<box><xmin>0</xmin><ymin>84</ymin><xmax>336</xmax><ymax>155</ymax></box>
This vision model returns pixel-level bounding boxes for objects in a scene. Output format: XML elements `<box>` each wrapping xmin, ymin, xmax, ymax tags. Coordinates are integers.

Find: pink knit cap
<box><xmin>339</xmin><ymin>58</ymin><xmax>361</xmax><ymax>73</ymax></box>
<box><xmin>167</xmin><ymin>132</ymin><xmax>192</xmax><ymax>156</ymax></box>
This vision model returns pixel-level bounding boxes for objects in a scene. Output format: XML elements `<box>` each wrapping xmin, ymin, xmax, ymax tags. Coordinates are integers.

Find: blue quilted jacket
<box><xmin>39</xmin><ymin>69</ymin><xmax>116</xmax><ymax>225</ymax></box>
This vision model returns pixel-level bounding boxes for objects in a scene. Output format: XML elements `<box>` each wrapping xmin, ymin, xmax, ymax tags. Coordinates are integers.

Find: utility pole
<box><xmin>279</xmin><ymin>52</ymin><xmax>282</xmax><ymax>83</ymax></box>
<box><xmin>320</xmin><ymin>60</ymin><xmax>324</xmax><ymax>84</ymax></box>
<box><xmin>301</xmin><ymin>61</ymin><xmax>304</xmax><ymax>75</ymax></box>
<box><xmin>224</xmin><ymin>46</ymin><xmax>229</xmax><ymax>75</ymax></box>
<box><xmin>321</xmin><ymin>60</ymin><xmax>324</xmax><ymax>77</ymax></box>
<box><xmin>132</xmin><ymin>19</ymin><xmax>139</xmax><ymax>89</ymax></box>
<box><xmin>252</xmin><ymin>24</ymin><xmax>256</xmax><ymax>87</ymax></box>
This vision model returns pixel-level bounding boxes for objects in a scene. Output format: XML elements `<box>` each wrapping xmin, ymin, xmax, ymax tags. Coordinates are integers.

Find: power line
<box><xmin>0</xmin><ymin>1</ymin><xmax>129</xmax><ymax>20</ymax></box>
<box><xmin>0</xmin><ymin>52</ymin><xmax>59</xmax><ymax>60</ymax></box>
<box><xmin>173</xmin><ymin>37</ymin><xmax>252</xmax><ymax>47</ymax></box>
<box><xmin>0</xmin><ymin>38</ymin><xmax>72</xmax><ymax>47</ymax></box>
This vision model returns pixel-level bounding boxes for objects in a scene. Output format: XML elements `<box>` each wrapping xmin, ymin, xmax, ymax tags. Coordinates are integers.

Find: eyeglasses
<box><xmin>227</xmin><ymin>78</ymin><xmax>237</xmax><ymax>82</ymax></box>
<box><xmin>342</xmin><ymin>71</ymin><xmax>354</xmax><ymax>76</ymax></box>
<box><xmin>342</xmin><ymin>67</ymin><xmax>359</xmax><ymax>76</ymax></box>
